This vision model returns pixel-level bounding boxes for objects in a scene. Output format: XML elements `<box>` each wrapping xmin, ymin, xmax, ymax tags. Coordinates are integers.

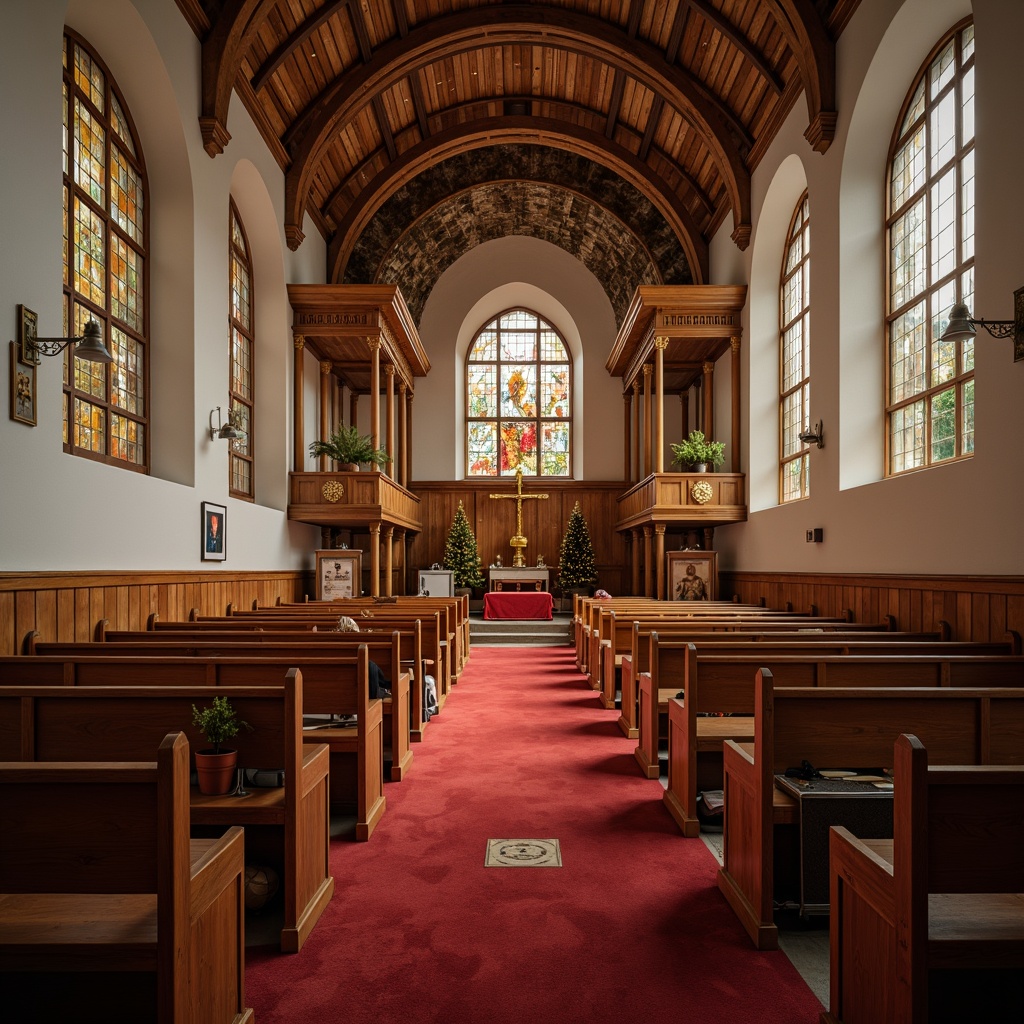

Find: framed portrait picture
<box><xmin>667</xmin><ymin>550</ymin><xmax>717</xmax><ymax>602</ymax></box>
<box><xmin>316</xmin><ymin>549</ymin><xmax>362</xmax><ymax>600</ymax></box>
<box><xmin>201</xmin><ymin>501</ymin><xmax>227</xmax><ymax>561</ymax></box>
<box><xmin>10</xmin><ymin>342</ymin><xmax>37</xmax><ymax>426</ymax></box>
<box><xmin>18</xmin><ymin>305</ymin><xmax>39</xmax><ymax>365</ymax></box>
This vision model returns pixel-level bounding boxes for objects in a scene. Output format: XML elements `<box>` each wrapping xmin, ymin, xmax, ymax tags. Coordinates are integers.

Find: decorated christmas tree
<box><xmin>557</xmin><ymin>501</ymin><xmax>598</xmax><ymax>591</ymax></box>
<box><xmin>443</xmin><ymin>501</ymin><xmax>485</xmax><ymax>588</ymax></box>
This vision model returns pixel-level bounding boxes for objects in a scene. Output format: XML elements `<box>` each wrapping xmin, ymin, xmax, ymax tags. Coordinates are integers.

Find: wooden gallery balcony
<box><xmin>288</xmin><ymin>471</ymin><xmax>421</xmax><ymax>535</ymax></box>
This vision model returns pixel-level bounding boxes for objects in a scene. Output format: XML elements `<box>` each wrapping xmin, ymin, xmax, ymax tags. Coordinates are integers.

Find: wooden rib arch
<box><xmin>283</xmin><ymin>6</ymin><xmax>752</xmax><ymax>252</ymax></box>
<box><xmin>324</xmin><ymin>117</ymin><xmax>711</xmax><ymax>287</ymax></box>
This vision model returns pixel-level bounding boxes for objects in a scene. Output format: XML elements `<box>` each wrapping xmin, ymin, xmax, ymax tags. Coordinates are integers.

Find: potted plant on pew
<box><xmin>308</xmin><ymin>425</ymin><xmax>390</xmax><ymax>471</ymax></box>
<box><xmin>191</xmin><ymin>696</ymin><xmax>251</xmax><ymax>795</ymax></box>
<box><xmin>670</xmin><ymin>429</ymin><xmax>726</xmax><ymax>472</ymax></box>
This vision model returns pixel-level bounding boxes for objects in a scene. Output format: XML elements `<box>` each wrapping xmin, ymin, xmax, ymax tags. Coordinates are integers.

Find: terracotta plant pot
<box><xmin>194</xmin><ymin>748</ymin><xmax>238</xmax><ymax>795</ymax></box>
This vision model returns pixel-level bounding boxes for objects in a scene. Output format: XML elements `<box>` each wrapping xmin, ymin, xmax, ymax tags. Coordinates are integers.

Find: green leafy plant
<box><xmin>557</xmin><ymin>501</ymin><xmax>598</xmax><ymax>591</ymax></box>
<box><xmin>191</xmin><ymin>696</ymin><xmax>251</xmax><ymax>754</ymax></box>
<box><xmin>670</xmin><ymin>429</ymin><xmax>726</xmax><ymax>469</ymax></box>
<box><xmin>308</xmin><ymin>425</ymin><xmax>391</xmax><ymax>469</ymax></box>
<box><xmin>443</xmin><ymin>501</ymin><xmax>485</xmax><ymax>588</ymax></box>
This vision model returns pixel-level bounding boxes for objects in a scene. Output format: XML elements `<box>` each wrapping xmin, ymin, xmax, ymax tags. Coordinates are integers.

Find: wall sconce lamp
<box><xmin>209</xmin><ymin>406</ymin><xmax>243</xmax><ymax>441</ymax></box>
<box><xmin>798</xmin><ymin>420</ymin><xmax>824</xmax><ymax>449</ymax></box>
<box><xmin>26</xmin><ymin>319</ymin><xmax>114</xmax><ymax>363</ymax></box>
<box><xmin>940</xmin><ymin>288</ymin><xmax>1024</xmax><ymax>362</ymax></box>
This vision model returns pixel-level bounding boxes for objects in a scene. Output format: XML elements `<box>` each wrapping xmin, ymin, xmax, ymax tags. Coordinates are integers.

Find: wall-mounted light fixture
<box><xmin>25</xmin><ymin>318</ymin><xmax>114</xmax><ymax>363</ymax></box>
<box><xmin>940</xmin><ymin>287</ymin><xmax>1024</xmax><ymax>362</ymax></box>
<box><xmin>209</xmin><ymin>406</ymin><xmax>243</xmax><ymax>441</ymax></box>
<box><xmin>798</xmin><ymin>420</ymin><xmax>824</xmax><ymax>449</ymax></box>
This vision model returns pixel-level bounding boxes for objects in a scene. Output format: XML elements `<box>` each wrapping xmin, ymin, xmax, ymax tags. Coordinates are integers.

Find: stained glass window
<box><xmin>228</xmin><ymin>200</ymin><xmax>254</xmax><ymax>499</ymax></box>
<box><xmin>886</xmin><ymin>23</ymin><xmax>974</xmax><ymax>474</ymax></box>
<box><xmin>466</xmin><ymin>309</ymin><xmax>572</xmax><ymax>477</ymax></box>
<box><xmin>780</xmin><ymin>193</ymin><xmax>811</xmax><ymax>503</ymax></box>
<box><xmin>62</xmin><ymin>32</ymin><xmax>148</xmax><ymax>468</ymax></box>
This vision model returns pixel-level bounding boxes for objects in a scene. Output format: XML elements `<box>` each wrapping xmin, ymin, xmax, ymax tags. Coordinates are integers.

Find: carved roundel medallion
<box><xmin>691</xmin><ymin>480</ymin><xmax>714</xmax><ymax>505</ymax></box>
<box><xmin>321</xmin><ymin>480</ymin><xmax>345</xmax><ymax>503</ymax></box>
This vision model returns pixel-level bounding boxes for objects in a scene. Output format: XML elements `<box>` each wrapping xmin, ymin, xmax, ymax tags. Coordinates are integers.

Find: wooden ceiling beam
<box><xmin>681</xmin><ymin>0</ymin><xmax>784</xmax><ymax>95</ymax></box>
<box><xmin>605</xmin><ymin>69</ymin><xmax>626</xmax><ymax>140</ymax></box>
<box><xmin>408</xmin><ymin>70</ymin><xmax>431</xmax><ymax>139</ymax></box>
<box><xmin>638</xmin><ymin>96</ymin><xmax>664</xmax><ymax>162</ymax></box>
<box><xmin>348</xmin><ymin>0</ymin><xmax>373</xmax><ymax>62</ymax></box>
<box><xmin>283</xmin><ymin>6</ymin><xmax>751</xmax><ymax>252</ymax></box>
<box><xmin>372</xmin><ymin>95</ymin><xmax>399</xmax><ymax>162</ymax></box>
<box><xmin>762</xmin><ymin>0</ymin><xmax>837</xmax><ymax>150</ymax></box>
<box><xmin>199</xmin><ymin>0</ymin><xmax>278</xmax><ymax>156</ymax></box>
<box><xmin>251</xmin><ymin>0</ymin><xmax>350</xmax><ymax>93</ymax></box>
<box><xmin>325</xmin><ymin>115</ymin><xmax>710</xmax><ymax>287</ymax></box>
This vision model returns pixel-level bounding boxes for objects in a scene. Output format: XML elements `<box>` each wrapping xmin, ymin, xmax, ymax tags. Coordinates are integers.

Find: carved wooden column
<box><xmin>384</xmin><ymin>526</ymin><xmax>394</xmax><ymax>596</ymax></box>
<box><xmin>730</xmin><ymin>336</ymin><xmax>741</xmax><ymax>471</ymax></box>
<box><xmin>623</xmin><ymin>389</ymin><xmax>632</xmax><ymax>482</ymax></box>
<box><xmin>642</xmin><ymin>364</ymin><xmax>653</xmax><ymax>478</ymax></box>
<box><xmin>631</xmin><ymin>528</ymin><xmax>642</xmax><ymax>596</ymax></box>
<box><xmin>704</xmin><ymin>526</ymin><xmax>715</xmax><ymax>553</ymax></box>
<box><xmin>643</xmin><ymin>526</ymin><xmax>653</xmax><ymax>598</ymax></box>
<box><xmin>396</xmin><ymin>529</ymin><xmax>406</xmax><ymax>595</ymax></box>
<box><xmin>349</xmin><ymin>392</ymin><xmax>358</xmax><ymax>433</ymax></box>
<box><xmin>368</xmin><ymin>338</ymin><xmax>381</xmax><ymax>451</ymax></box>
<box><xmin>398</xmin><ymin>382</ymin><xmax>408</xmax><ymax>487</ymax></box>
<box><xmin>623</xmin><ymin>531</ymin><xmax>632</xmax><ymax>595</ymax></box>
<box><xmin>292</xmin><ymin>335</ymin><xmax>304</xmax><ymax>472</ymax></box>
<box><xmin>406</xmin><ymin>392</ymin><xmax>414</xmax><ymax>483</ymax></box>
<box><xmin>654</xmin><ymin>337</ymin><xmax>668</xmax><ymax>472</ymax></box>
<box><xmin>385</xmin><ymin>365</ymin><xmax>395</xmax><ymax>478</ymax></box>
<box><xmin>655</xmin><ymin>524</ymin><xmax>666</xmax><ymax>600</ymax></box>
<box><xmin>702</xmin><ymin>359</ymin><xmax>715</xmax><ymax>439</ymax></box>
<box><xmin>369</xmin><ymin>522</ymin><xmax>381</xmax><ymax>597</ymax></box>
<box><xmin>632</xmin><ymin>380</ymin><xmax>641</xmax><ymax>483</ymax></box>
<box><xmin>318</xmin><ymin>361</ymin><xmax>332</xmax><ymax>471</ymax></box>
<box><xmin>681</xmin><ymin>391</ymin><xmax>689</xmax><ymax>438</ymax></box>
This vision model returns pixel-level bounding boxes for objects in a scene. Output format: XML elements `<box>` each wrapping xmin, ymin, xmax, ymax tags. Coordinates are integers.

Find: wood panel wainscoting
<box><xmin>407</xmin><ymin>481</ymin><xmax>629</xmax><ymax>597</ymax></box>
<box><xmin>721</xmin><ymin>571</ymin><xmax>1024</xmax><ymax>646</ymax></box>
<box><xmin>0</xmin><ymin>570</ymin><xmax>311</xmax><ymax>657</ymax></box>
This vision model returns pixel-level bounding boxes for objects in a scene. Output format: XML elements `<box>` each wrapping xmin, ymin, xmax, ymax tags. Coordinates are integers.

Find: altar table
<box><xmin>483</xmin><ymin>591</ymin><xmax>554</xmax><ymax>620</ymax></box>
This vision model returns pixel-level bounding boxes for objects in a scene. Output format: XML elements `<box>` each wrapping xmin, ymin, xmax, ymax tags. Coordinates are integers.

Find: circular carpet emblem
<box><xmin>485</xmin><ymin>838</ymin><xmax>562</xmax><ymax>867</ymax></box>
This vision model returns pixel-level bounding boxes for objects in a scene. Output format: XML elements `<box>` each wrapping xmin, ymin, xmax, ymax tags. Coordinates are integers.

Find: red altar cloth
<box><xmin>483</xmin><ymin>591</ymin><xmax>554</xmax><ymax>620</ymax></box>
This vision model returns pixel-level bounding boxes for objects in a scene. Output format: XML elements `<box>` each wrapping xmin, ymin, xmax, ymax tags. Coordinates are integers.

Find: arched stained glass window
<box><xmin>780</xmin><ymin>192</ymin><xmax>811</xmax><ymax>503</ymax></box>
<box><xmin>886</xmin><ymin>22</ymin><xmax>975</xmax><ymax>474</ymax></box>
<box><xmin>228</xmin><ymin>200</ymin><xmax>254</xmax><ymax>500</ymax></box>
<box><xmin>466</xmin><ymin>309</ymin><xmax>572</xmax><ymax>477</ymax></box>
<box><xmin>62</xmin><ymin>31</ymin><xmax>148</xmax><ymax>469</ymax></box>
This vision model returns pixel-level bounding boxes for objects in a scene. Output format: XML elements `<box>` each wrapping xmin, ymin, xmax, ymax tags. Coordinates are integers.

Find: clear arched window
<box><xmin>780</xmin><ymin>192</ymin><xmax>811</xmax><ymax>503</ymax></box>
<box><xmin>886</xmin><ymin>22</ymin><xmax>974</xmax><ymax>474</ymax></box>
<box><xmin>466</xmin><ymin>309</ymin><xmax>572</xmax><ymax>477</ymax></box>
<box><xmin>62</xmin><ymin>31</ymin><xmax>148</xmax><ymax>469</ymax></box>
<box><xmin>228</xmin><ymin>200</ymin><xmax>254</xmax><ymax>499</ymax></box>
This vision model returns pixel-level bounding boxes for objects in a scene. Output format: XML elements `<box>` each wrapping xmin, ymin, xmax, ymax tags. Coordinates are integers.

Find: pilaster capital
<box><xmin>367</xmin><ymin>337</ymin><xmax>382</xmax><ymax>353</ymax></box>
<box><xmin>730</xmin><ymin>336</ymin><xmax>741</xmax><ymax>354</ymax></box>
<box><xmin>293</xmin><ymin>335</ymin><xmax>305</xmax><ymax>351</ymax></box>
<box><xmin>702</xmin><ymin>360</ymin><xmax>715</xmax><ymax>374</ymax></box>
<box><xmin>384</xmin><ymin>365</ymin><xmax>396</xmax><ymax>377</ymax></box>
<box><xmin>320</xmin><ymin>360</ymin><xmax>332</xmax><ymax>376</ymax></box>
<box><xmin>654</xmin><ymin>336</ymin><xmax>669</xmax><ymax>351</ymax></box>
<box><xmin>642</xmin><ymin>363</ymin><xmax>653</xmax><ymax>379</ymax></box>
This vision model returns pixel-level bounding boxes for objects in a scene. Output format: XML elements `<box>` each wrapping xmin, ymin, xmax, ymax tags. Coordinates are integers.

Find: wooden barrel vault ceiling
<box><xmin>178</xmin><ymin>0</ymin><xmax>861</xmax><ymax>325</ymax></box>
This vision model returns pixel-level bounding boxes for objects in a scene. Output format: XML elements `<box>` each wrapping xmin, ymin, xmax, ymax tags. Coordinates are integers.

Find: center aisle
<box><xmin>247</xmin><ymin>646</ymin><xmax>822</xmax><ymax>1023</ymax></box>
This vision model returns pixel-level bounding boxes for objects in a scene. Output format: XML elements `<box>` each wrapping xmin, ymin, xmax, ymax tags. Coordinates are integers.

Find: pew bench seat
<box><xmin>728</xmin><ymin>741</ymin><xmax>798</xmax><ymax>825</ymax></box>
<box><xmin>0</xmin><ymin>838</ymin><xmax>239</xmax><ymax>973</ymax></box>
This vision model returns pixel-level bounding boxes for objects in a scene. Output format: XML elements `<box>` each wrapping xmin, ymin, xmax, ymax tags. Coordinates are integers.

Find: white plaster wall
<box><xmin>0</xmin><ymin>0</ymin><xmax>323</xmax><ymax>571</ymax></box>
<box><xmin>415</xmin><ymin>235</ymin><xmax>624</xmax><ymax>482</ymax></box>
<box><xmin>712</xmin><ymin>0</ymin><xmax>1024</xmax><ymax>576</ymax></box>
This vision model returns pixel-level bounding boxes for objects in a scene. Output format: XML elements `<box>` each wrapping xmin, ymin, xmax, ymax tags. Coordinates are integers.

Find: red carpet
<box><xmin>247</xmin><ymin>646</ymin><xmax>822</xmax><ymax>1022</ymax></box>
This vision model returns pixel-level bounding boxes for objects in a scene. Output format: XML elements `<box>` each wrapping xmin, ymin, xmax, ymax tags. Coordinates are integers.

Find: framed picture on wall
<box><xmin>201</xmin><ymin>501</ymin><xmax>227</xmax><ymax>561</ymax></box>
<box><xmin>316</xmin><ymin>549</ymin><xmax>363</xmax><ymax>600</ymax></box>
<box><xmin>10</xmin><ymin>342</ymin><xmax>36</xmax><ymax>426</ymax></box>
<box><xmin>667</xmin><ymin>550</ymin><xmax>717</xmax><ymax>602</ymax></box>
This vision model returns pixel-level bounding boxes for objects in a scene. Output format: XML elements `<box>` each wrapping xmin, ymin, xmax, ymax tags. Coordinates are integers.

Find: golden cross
<box><xmin>489</xmin><ymin>467</ymin><xmax>549</xmax><ymax>565</ymax></box>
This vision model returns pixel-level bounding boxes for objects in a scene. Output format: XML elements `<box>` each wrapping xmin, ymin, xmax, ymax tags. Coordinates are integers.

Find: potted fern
<box><xmin>671</xmin><ymin>430</ymin><xmax>726</xmax><ymax>472</ymax></box>
<box><xmin>308</xmin><ymin>425</ymin><xmax>391</xmax><ymax>471</ymax></box>
<box><xmin>192</xmin><ymin>696</ymin><xmax>251</xmax><ymax>795</ymax></box>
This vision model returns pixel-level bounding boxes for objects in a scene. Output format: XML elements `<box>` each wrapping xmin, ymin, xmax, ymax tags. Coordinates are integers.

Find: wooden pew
<box><xmin>0</xmin><ymin>648</ymin><xmax>387</xmax><ymax>841</ymax></box>
<box><xmin>717</xmin><ymin>670</ymin><xmax>1024</xmax><ymax>950</ymax></box>
<box><xmin>0</xmin><ymin>671</ymin><xmax>334</xmax><ymax>952</ymax></box>
<box><xmin>635</xmin><ymin>644</ymin><xmax>1024</xmax><ymax>781</ymax></box>
<box><xmin>616</xmin><ymin>622</ymin><xmax>963</xmax><ymax>734</ymax></box>
<box><xmin>0</xmin><ymin>732</ymin><xmax>252</xmax><ymax>1024</ymax></box>
<box><xmin>29</xmin><ymin>630</ymin><xmax>414</xmax><ymax>783</ymax></box>
<box><xmin>187</xmin><ymin>606</ymin><xmax>453</xmax><ymax>713</ymax></box>
<box><xmin>824</xmin><ymin>733</ymin><xmax>1024</xmax><ymax>1024</ymax></box>
<box><xmin>133</xmin><ymin>615</ymin><xmax>431</xmax><ymax>741</ymax></box>
<box><xmin>658</xmin><ymin>640</ymin><xmax>1023</xmax><ymax>837</ymax></box>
